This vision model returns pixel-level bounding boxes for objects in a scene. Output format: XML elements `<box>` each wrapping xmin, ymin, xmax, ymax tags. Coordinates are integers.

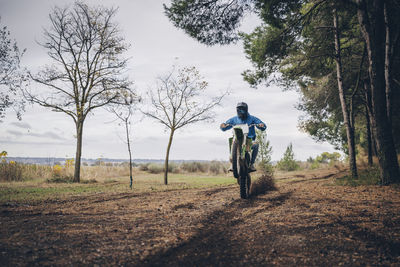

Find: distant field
<box><xmin>0</xmin><ymin>165</ymin><xmax>349</xmax><ymax>204</ymax></box>
<box><xmin>0</xmin><ymin>171</ymin><xmax>237</xmax><ymax>204</ymax></box>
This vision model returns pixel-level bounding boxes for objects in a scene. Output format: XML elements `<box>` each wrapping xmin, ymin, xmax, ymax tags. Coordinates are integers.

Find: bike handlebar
<box><xmin>224</xmin><ymin>123</ymin><xmax>258</xmax><ymax>127</ymax></box>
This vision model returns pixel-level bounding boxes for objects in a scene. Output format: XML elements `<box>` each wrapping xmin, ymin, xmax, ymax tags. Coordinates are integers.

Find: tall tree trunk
<box><xmin>164</xmin><ymin>128</ymin><xmax>175</xmax><ymax>185</ymax></box>
<box><xmin>125</xmin><ymin>119</ymin><xmax>133</xmax><ymax>189</ymax></box>
<box><xmin>365</xmin><ymin>104</ymin><xmax>373</xmax><ymax>166</ymax></box>
<box><xmin>74</xmin><ymin>120</ymin><xmax>84</xmax><ymax>182</ymax></box>
<box><xmin>364</xmin><ymin>80</ymin><xmax>378</xmax><ymax>159</ymax></box>
<box><xmin>357</xmin><ymin>0</ymin><xmax>400</xmax><ymax>184</ymax></box>
<box><xmin>333</xmin><ymin>8</ymin><xmax>358</xmax><ymax>178</ymax></box>
<box><xmin>384</xmin><ymin>3</ymin><xmax>392</xmax><ymax>123</ymax></box>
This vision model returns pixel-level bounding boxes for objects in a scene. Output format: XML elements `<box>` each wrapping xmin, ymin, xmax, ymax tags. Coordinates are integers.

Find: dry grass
<box><xmin>0</xmin><ymin>163</ymin><xmax>53</xmax><ymax>182</ymax></box>
<box><xmin>80</xmin><ymin>165</ymin><xmax>130</xmax><ymax>180</ymax></box>
<box><xmin>1</xmin><ymin>163</ymin><xmax>131</xmax><ymax>183</ymax></box>
<box><xmin>1</xmin><ymin>160</ymin><xmax>243</xmax><ymax>182</ymax></box>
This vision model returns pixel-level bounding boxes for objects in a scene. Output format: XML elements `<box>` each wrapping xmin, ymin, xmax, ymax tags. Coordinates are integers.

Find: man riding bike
<box><xmin>220</xmin><ymin>102</ymin><xmax>267</xmax><ymax>172</ymax></box>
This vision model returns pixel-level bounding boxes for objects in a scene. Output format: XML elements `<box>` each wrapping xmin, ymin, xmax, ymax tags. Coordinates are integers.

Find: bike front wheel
<box><xmin>232</xmin><ymin>140</ymin><xmax>240</xmax><ymax>179</ymax></box>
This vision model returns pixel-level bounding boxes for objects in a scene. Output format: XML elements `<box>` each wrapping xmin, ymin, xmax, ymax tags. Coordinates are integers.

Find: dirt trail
<box><xmin>1</xmin><ymin>174</ymin><xmax>400</xmax><ymax>266</ymax></box>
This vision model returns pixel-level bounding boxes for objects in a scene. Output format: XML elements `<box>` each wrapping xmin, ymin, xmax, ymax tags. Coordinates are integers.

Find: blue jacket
<box><xmin>220</xmin><ymin>113</ymin><xmax>266</xmax><ymax>140</ymax></box>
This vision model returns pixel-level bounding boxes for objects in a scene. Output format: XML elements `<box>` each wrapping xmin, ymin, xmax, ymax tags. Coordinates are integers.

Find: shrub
<box><xmin>181</xmin><ymin>161</ymin><xmax>208</xmax><ymax>173</ymax></box>
<box><xmin>65</xmin><ymin>158</ymin><xmax>75</xmax><ymax>168</ymax></box>
<box><xmin>304</xmin><ymin>152</ymin><xmax>342</xmax><ymax>170</ymax></box>
<box><xmin>139</xmin><ymin>162</ymin><xmax>179</xmax><ymax>174</ymax></box>
<box><xmin>209</xmin><ymin>161</ymin><xmax>227</xmax><ymax>174</ymax></box>
<box><xmin>180</xmin><ymin>162</ymin><xmax>195</xmax><ymax>172</ymax></box>
<box><xmin>277</xmin><ymin>143</ymin><xmax>300</xmax><ymax>171</ymax></box>
<box><xmin>139</xmin><ymin>163</ymin><xmax>150</xmax><ymax>171</ymax></box>
<box><xmin>315</xmin><ymin>152</ymin><xmax>341</xmax><ymax>165</ymax></box>
<box><xmin>52</xmin><ymin>165</ymin><xmax>63</xmax><ymax>178</ymax></box>
<box><xmin>255</xmin><ymin>129</ymin><xmax>273</xmax><ymax>163</ymax></box>
<box><xmin>255</xmin><ymin>129</ymin><xmax>274</xmax><ymax>176</ymax></box>
<box><xmin>168</xmin><ymin>162</ymin><xmax>180</xmax><ymax>173</ymax></box>
<box><xmin>257</xmin><ymin>160</ymin><xmax>274</xmax><ymax>176</ymax></box>
<box><xmin>147</xmin><ymin>163</ymin><xmax>164</xmax><ymax>174</ymax></box>
<box><xmin>119</xmin><ymin>161</ymin><xmax>138</xmax><ymax>167</ymax></box>
<box><xmin>208</xmin><ymin>161</ymin><xmax>218</xmax><ymax>174</ymax></box>
<box><xmin>335</xmin><ymin>166</ymin><xmax>380</xmax><ymax>186</ymax></box>
<box><xmin>49</xmin><ymin>163</ymin><xmax>74</xmax><ymax>182</ymax></box>
<box><xmin>310</xmin><ymin>161</ymin><xmax>320</xmax><ymax>169</ymax></box>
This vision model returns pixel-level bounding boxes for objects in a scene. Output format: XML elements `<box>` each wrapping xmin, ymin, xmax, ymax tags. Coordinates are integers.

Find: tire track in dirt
<box><xmin>139</xmin><ymin>190</ymin><xmax>294</xmax><ymax>266</ymax></box>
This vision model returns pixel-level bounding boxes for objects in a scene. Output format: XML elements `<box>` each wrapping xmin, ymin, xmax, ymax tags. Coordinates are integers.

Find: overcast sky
<box><xmin>0</xmin><ymin>0</ymin><xmax>339</xmax><ymax>161</ymax></box>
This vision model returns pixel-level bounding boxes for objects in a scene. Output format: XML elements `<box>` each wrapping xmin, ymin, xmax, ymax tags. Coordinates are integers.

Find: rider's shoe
<box><xmin>249</xmin><ymin>164</ymin><xmax>257</xmax><ymax>172</ymax></box>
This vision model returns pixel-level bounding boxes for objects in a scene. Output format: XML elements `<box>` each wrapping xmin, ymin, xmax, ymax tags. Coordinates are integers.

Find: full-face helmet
<box><xmin>236</xmin><ymin>102</ymin><xmax>248</xmax><ymax>120</ymax></box>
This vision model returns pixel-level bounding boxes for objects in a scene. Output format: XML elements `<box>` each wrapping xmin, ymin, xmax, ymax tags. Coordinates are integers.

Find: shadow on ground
<box><xmin>139</xmin><ymin>191</ymin><xmax>293</xmax><ymax>266</ymax></box>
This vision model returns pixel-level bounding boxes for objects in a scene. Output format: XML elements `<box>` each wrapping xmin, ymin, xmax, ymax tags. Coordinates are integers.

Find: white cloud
<box><xmin>6</xmin><ymin>130</ymin><xmax>24</xmax><ymax>137</ymax></box>
<box><xmin>9</xmin><ymin>122</ymin><xmax>32</xmax><ymax>129</ymax></box>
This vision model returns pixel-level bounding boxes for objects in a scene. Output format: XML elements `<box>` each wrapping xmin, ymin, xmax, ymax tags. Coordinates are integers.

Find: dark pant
<box><xmin>251</xmin><ymin>143</ymin><xmax>259</xmax><ymax>165</ymax></box>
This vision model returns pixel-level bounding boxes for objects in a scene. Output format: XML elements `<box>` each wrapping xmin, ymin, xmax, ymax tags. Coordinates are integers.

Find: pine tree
<box><xmin>255</xmin><ymin>129</ymin><xmax>274</xmax><ymax>176</ymax></box>
<box><xmin>277</xmin><ymin>143</ymin><xmax>300</xmax><ymax>171</ymax></box>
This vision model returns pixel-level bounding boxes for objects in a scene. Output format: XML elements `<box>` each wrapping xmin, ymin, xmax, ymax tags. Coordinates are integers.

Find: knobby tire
<box><xmin>240</xmin><ymin>152</ymin><xmax>252</xmax><ymax>199</ymax></box>
<box><xmin>232</xmin><ymin>140</ymin><xmax>240</xmax><ymax>179</ymax></box>
<box><xmin>233</xmin><ymin>140</ymin><xmax>251</xmax><ymax>199</ymax></box>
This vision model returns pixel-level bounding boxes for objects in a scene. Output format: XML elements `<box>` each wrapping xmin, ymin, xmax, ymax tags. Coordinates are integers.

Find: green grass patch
<box><xmin>0</xmin><ymin>183</ymin><xmax>113</xmax><ymax>203</ymax></box>
<box><xmin>0</xmin><ymin>172</ymin><xmax>235</xmax><ymax>204</ymax></box>
<box><xmin>335</xmin><ymin>166</ymin><xmax>380</xmax><ymax>186</ymax></box>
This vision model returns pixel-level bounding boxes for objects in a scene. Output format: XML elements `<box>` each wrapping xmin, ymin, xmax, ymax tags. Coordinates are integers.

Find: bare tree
<box><xmin>25</xmin><ymin>2</ymin><xmax>133</xmax><ymax>182</ymax></box>
<box><xmin>0</xmin><ymin>17</ymin><xmax>26</xmax><ymax>121</ymax></box>
<box><xmin>109</xmin><ymin>94</ymin><xmax>138</xmax><ymax>189</ymax></box>
<box><xmin>143</xmin><ymin>66</ymin><xmax>225</xmax><ymax>185</ymax></box>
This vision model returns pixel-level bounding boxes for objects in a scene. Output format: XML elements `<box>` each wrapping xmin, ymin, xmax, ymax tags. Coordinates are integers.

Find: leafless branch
<box><xmin>27</xmin><ymin>2</ymin><xmax>132</xmax><ymax>124</ymax></box>
<box><xmin>143</xmin><ymin>66</ymin><xmax>226</xmax><ymax>131</ymax></box>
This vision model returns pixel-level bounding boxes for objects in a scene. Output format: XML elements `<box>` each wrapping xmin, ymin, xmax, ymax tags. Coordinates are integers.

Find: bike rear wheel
<box><xmin>240</xmin><ymin>173</ymin><xmax>250</xmax><ymax>199</ymax></box>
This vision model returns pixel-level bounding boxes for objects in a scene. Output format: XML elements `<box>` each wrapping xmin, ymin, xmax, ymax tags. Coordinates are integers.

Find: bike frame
<box><xmin>229</xmin><ymin>124</ymin><xmax>253</xmax><ymax>161</ymax></box>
